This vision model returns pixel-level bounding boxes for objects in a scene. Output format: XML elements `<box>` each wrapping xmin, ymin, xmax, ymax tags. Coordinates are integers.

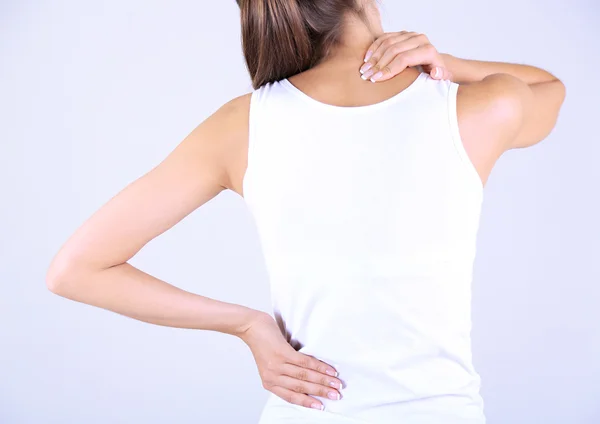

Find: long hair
<box><xmin>236</xmin><ymin>0</ymin><xmax>370</xmax><ymax>89</ymax></box>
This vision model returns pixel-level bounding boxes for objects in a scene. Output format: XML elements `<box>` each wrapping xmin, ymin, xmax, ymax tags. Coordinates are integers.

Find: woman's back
<box><xmin>244</xmin><ymin>67</ymin><xmax>486</xmax><ymax>423</ymax></box>
<box><xmin>45</xmin><ymin>2</ymin><xmax>564</xmax><ymax>423</ymax></box>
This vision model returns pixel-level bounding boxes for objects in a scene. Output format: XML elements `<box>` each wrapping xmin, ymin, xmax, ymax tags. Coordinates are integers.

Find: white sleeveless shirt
<box><xmin>243</xmin><ymin>72</ymin><xmax>486</xmax><ymax>424</ymax></box>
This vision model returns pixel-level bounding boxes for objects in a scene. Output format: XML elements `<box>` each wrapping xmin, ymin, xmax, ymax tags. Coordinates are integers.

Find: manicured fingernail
<box><xmin>325</xmin><ymin>369</ymin><xmax>337</xmax><ymax>377</ymax></box>
<box><xmin>434</xmin><ymin>67</ymin><xmax>441</xmax><ymax>78</ymax></box>
<box><xmin>328</xmin><ymin>391</ymin><xmax>341</xmax><ymax>400</ymax></box>
<box><xmin>364</xmin><ymin>50</ymin><xmax>373</xmax><ymax>62</ymax></box>
<box><xmin>329</xmin><ymin>381</ymin><xmax>341</xmax><ymax>389</ymax></box>
<box><xmin>360</xmin><ymin>62</ymin><xmax>372</xmax><ymax>74</ymax></box>
<box><xmin>311</xmin><ymin>403</ymin><xmax>324</xmax><ymax>410</ymax></box>
<box><xmin>361</xmin><ymin>68</ymin><xmax>375</xmax><ymax>80</ymax></box>
<box><xmin>370</xmin><ymin>71</ymin><xmax>383</xmax><ymax>82</ymax></box>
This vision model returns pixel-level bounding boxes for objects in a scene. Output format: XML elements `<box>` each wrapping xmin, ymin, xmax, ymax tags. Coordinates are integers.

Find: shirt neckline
<box><xmin>279</xmin><ymin>71</ymin><xmax>428</xmax><ymax>113</ymax></box>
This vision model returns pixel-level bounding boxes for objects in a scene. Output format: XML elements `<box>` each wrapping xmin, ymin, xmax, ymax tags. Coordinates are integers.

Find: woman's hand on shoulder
<box><xmin>359</xmin><ymin>31</ymin><xmax>452</xmax><ymax>82</ymax></box>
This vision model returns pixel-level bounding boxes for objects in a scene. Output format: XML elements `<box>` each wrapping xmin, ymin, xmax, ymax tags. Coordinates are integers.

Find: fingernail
<box><xmin>364</xmin><ymin>50</ymin><xmax>373</xmax><ymax>62</ymax></box>
<box><xmin>360</xmin><ymin>62</ymin><xmax>373</xmax><ymax>74</ymax></box>
<box><xmin>361</xmin><ymin>68</ymin><xmax>375</xmax><ymax>80</ymax></box>
<box><xmin>325</xmin><ymin>369</ymin><xmax>337</xmax><ymax>377</ymax></box>
<box><xmin>329</xmin><ymin>381</ymin><xmax>341</xmax><ymax>389</ymax></box>
<box><xmin>328</xmin><ymin>391</ymin><xmax>341</xmax><ymax>400</ymax></box>
<box><xmin>370</xmin><ymin>71</ymin><xmax>383</xmax><ymax>82</ymax></box>
<box><xmin>311</xmin><ymin>403</ymin><xmax>324</xmax><ymax>410</ymax></box>
<box><xmin>434</xmin><ymin>67</ymin><xmax>441</xmax><ymax>78</ymax></box>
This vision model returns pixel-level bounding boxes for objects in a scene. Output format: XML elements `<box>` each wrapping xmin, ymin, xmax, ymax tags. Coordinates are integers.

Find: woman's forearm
<box><xmin>441</xmin><ymin>53</ymin><xmax>560</xmax><ymax>85</ymax></box>
<box><xmin>48</xmin><ymin>262</ymin><xmax>264</xmax><ymax>337</ymax></box>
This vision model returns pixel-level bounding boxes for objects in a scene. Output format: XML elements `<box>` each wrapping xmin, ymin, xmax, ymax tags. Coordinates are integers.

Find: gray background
<box><xmin>1</xmin><ymin>0</ymin><xmax>598</xmax><ymax>423</ymax></box>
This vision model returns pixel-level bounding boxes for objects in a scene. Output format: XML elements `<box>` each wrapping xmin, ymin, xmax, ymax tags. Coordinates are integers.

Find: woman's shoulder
<box><xmin>456</xmin><ymin>74</ymin><xmax>529</xmax><ymax>155</ymax></box>
<box><xmin>206</xmin><ymin>92</ymin><xmax>253</xmax><ymax>141</ymax></box>
<box><xmin>199</xmin><ymin>92</ymin><xmax>253</xmax><ymax>195</ymax></box>
<box><xmin>457</xmin><ymin>74</ymin><xmax>528</xmax><ymax>131</ymax></box>
<box><xmin>218</xmin><ymin>92</ymin><xmax>253</xmax><ymax>118</ymax></box>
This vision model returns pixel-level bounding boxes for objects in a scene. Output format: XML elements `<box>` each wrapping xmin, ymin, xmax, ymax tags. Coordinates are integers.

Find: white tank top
<box><xmin>243</xmin><ymin>72</ymin><xmax>486</xmax><ymax>424</ymax></box>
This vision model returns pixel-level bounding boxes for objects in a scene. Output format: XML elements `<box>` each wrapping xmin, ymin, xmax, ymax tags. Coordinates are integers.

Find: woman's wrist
<box><xmin>440</xmin><ymin>53</ymin><xmax>482</xmax><ymax>84</ymax></box>
<box><xmin>234</xmin><ymin>308</ymin><xmax>272</xmax><ymax>341</ymax></box>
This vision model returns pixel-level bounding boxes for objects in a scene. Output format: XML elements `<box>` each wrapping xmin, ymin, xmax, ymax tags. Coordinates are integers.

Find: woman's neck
<box><xmin>326</xmin><ymin>4</ymin><xmax>384</xmax><ymax>65</ymax></box>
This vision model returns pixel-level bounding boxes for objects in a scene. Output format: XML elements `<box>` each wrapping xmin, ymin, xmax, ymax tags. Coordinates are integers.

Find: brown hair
<box><xmin>236</xmin><ymin>0</ymin><xmax>369</xmax><ymax>89</ymax></box>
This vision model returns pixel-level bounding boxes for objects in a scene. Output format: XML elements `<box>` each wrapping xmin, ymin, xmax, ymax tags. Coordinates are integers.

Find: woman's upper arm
<box><xmin>457</xmin><ymin>73</ymin><xmax>566</xmax><ymax>155</ymax></box>
<box><xmin>48</xmin><ymin>93</ymin><xmax>251</xmax><ymax>280</ymax></box>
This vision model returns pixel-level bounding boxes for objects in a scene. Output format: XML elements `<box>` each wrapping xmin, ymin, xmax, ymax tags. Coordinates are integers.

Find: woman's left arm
<box><xmin>46</xmin><ymin>93</ymin><xmax>264</xmax><ymax>336</ymax></box>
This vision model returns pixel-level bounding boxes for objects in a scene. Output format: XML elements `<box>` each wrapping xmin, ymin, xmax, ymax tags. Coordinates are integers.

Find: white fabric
<box><xmin>243</xmin><ymin>72</ymin><xmax>486</xmax><ymax>424</ymax></box>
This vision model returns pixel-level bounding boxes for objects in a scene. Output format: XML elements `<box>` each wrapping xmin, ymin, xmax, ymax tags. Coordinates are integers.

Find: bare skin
<box><xmin>357</xmin><ymin>30</ymin><xmax>566</xmax><ymax>188</ymax></box>
<box><xmin>46</xmin><ymin>5</ymin><xmax>566</xmax><ymax>414</ymax></box>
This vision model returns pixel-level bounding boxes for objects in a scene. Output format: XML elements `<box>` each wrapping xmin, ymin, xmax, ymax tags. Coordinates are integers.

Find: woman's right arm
<box><xmin>361</xmin><ymin>32</ymin><xmax>566</xmax><ymax>152</ymax></box>
<box><xmin>442</xmin><ymin>54</ymin><xmax>566</xmax><ymax>151</ymax></box>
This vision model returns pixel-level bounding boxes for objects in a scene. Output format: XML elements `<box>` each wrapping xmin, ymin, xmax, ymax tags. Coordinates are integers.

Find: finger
<box><xmin>366</xmin><ymin>31</ymin><xmax>420</xmax><ymax>66</ymax></box>
<box><xmin>361</xmin><ymin>36</ymin><xmax>419</xmax><ymax>78</ymax></box>
<box><xmin>277</xmin><ymin>375</ymin><xmax>342</xmax><ymax>401</ymax></box>
<box><xmin>287</xmin><ymin>352</ymin><xmax>338</xmax><ymax>378</ymax></box>
<box><xmin>360</xmin><ymin>33</ymin><xmax>418</xmax><ymax>78</ymax></box>
<box><xmin>364</xmin><ymin>30</ymin><xmax>413</xmax><ymax>63</ymax></box>
<box><xmin>270</xmin><ymin>385</ymin><xmax>325</xmax><ymax>411</ymax></box>
<box><xmin>370</xmin><ymin>44</ymin><xmax>438</xmax><ymax>83</ymax></box>
<box><xmin>280</xmin><ymin>363</ymin><xmax>343</xmax><ymax>391</ymax></box>
<box><xmin>430</xmin><ymin>66</ymin><xmax>444</xmax><ymax>79</ymax></box>
<box><xmin>364</xmin><ymin>32</ymin><xmax>403</xmax><ymax>62</ymax></box>
<box><xmin>429</xmin><ymin>67</ymin><xmax>453</xmax><ymax>81</ymax></box>
<box><xmin>421</xmin><ymin>64</ymin><xmax>433</xmax><ymax>75</ymax></box>
<box><xmin>361</xmin><ymin>33</ymin><xmax>427</xmax><ymax>81</ymax></box>
<box><xmin>364</xmin><ymin>36</ymin><xmax>427</xmax><ymax>81</ymax></box>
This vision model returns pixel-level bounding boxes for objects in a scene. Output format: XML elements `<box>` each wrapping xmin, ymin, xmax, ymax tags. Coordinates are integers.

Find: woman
<box><xmin>46</xmin><ymin>0</ymin><xmax>565</xmax><ymax>423</ymax></box>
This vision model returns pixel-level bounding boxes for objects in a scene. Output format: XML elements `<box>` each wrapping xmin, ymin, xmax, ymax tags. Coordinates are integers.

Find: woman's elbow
<box><xmin>46</xmin><ymin>257</ymin><xmax>69</xmax><ymax>295</ymax></box>
<box><xmin>46</xmin><ymin>253</ymin><xmax>82</xmax><ymax>296</ymax></box>
<box><xmin>554</xmin><ymin>77</ymin><xmax>567</xmax><ymax>107</ymax></box>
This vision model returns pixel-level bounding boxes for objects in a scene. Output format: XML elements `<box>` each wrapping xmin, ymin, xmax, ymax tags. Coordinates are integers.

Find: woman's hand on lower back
<box><xmin>240</xmin><ymin>312</ymin><xmax>343</xmax><ymax>411</ymax></box>
<box><xmin>359</xmin><ymin>31</ymin><xmax>452</xmax><ymax>82</ymax></box>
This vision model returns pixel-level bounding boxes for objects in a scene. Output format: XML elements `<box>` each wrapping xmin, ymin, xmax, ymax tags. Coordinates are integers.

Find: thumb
<box><xmin>430</xmin><ymin>66</ymin><xmax>444</xmax><ymax>79</ymax></box>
